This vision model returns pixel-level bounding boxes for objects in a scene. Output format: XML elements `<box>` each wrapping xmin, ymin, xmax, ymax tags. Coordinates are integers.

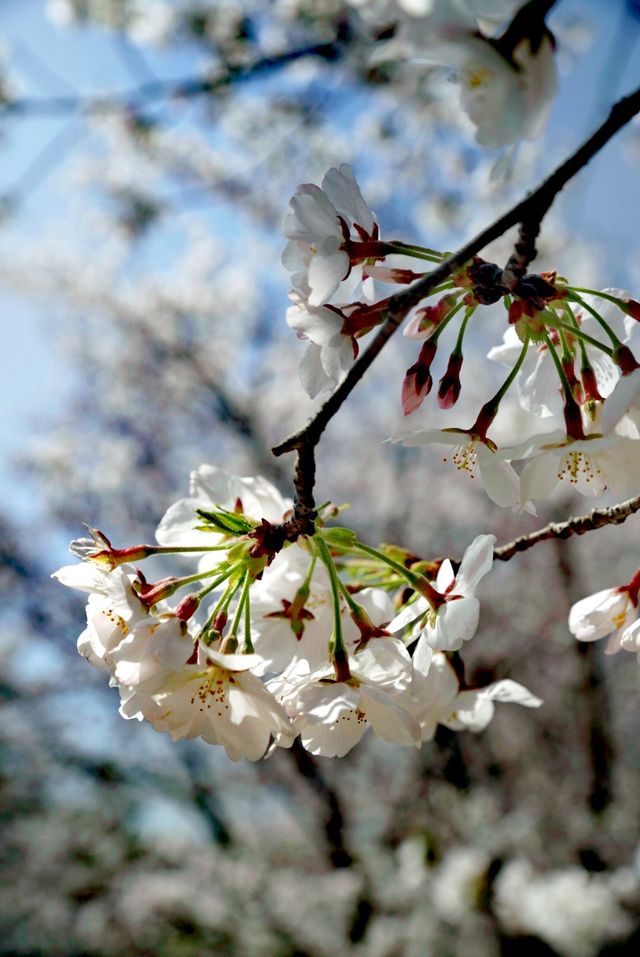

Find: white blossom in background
<box><xmin>569</xmin><ymin>572</ymin><xmax>640</xmax><ymax>656</ymax></box>
<box><xmin>397</xmin><ymin>0</ymin><xmax>557</xmax><ymax>151</ymax></box>
<box><xmin>431</xmin><ymin>847</ymin><xmax>490</xmax><ymax>922</ymax></box>
<box><xmin>494</xmin><ymin>860</ymin><xmax>632</xmax><ymax>957</ymax></box>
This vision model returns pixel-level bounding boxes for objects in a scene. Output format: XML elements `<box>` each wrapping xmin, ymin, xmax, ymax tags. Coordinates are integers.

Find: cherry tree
<box><xmin>2</xmin><ymin>1</ymin><xmax>640</xmax><ymax>954</ymax></box>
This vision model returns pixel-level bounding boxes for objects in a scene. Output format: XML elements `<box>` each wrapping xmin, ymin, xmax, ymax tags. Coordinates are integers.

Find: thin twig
<box><xmin>3</xmin><ymin>40</ymin><xmax>346</xmax><ymax>118</ymax></box>
<box><xmin>494</xmin><ymin>496</ymin><xmax>640</xmax><ymax>561</ymax></box>
<box><xmin>273</xmin><ymin>85</ymin><xmax>640</xmax><ymax>535</ymax></box>
<box><xmin>494</xmin><ymin>0</ymin><xmax>559</xmax><ymax>59</ymax></box>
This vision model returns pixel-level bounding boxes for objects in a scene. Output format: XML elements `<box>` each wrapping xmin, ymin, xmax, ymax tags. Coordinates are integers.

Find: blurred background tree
<box><xmin>1</xmin><ymin>1</ymin><xmax>640</xmax><ymax>954</ymax></box>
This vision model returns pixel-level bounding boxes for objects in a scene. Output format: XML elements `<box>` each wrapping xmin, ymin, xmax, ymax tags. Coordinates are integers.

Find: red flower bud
<box><xmin>401</xmin><ymin>340</ymin><xmax>437</xmax><ymax>416</ymax></box>
<box><xmin>175</xmin><ymin>594</ymin><xmax>200</xmax><ymax>621</ymax></box>
<box><xmin>508</xmin><ymin>300</ymin><xmax>525</xmax><ymax>324</ymax></box>
<box><xmin>437</xmin><ymin>353</ymin><xmax>463</xmax><ymax>409</ymax></box>
<box><xmin>581</xmin><ymin>366</ymin><xmax>603</xmax><ymax>403</ymax></box>
<box><xmin>213</xmin><ymin>611</ymin><xmax>228</xmax><ymax>633</ymax></box>
<box><xmin>563</xmin><ymin>396</ymin><xmax>585</xmax><ymax>440</ymax></box>
<box><xmin>613</xmin><ymin>345</ymin><xmax>640</xmax><ymax>375</ymax></box>
<box><xmin>622</xmin><ymin>298</ymin><xmax>640</xmax><ymax>321</ymax></box>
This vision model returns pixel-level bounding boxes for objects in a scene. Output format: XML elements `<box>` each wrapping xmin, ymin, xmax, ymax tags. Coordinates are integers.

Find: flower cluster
<box><xmin>282</xmin><ymin>165</ymin><xmax>640</xmax><ymax>509</ymax></box>
<box><xmin>54</xmin><ymin>466</ymin><xmax>542</xmax><ymax>761</ymax></box>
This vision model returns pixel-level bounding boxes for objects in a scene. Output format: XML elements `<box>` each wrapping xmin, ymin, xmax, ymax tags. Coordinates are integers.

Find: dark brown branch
<box><xmin>494</xmin><ymin>496</ymin><xmax>640</xmax><ymax>562</ymax></box>
<box><xmin>273</xmin><ymin>85</ymin><xmax>640</xmax><ymax>533</ymax></box>
<box><xmin>501</xmin><ymin>219</ymin><xmax>541</xmax><ymax>289</ymax></box>
<box><xmin>289</xmin><ymin>740</ymin><xmax>354</xmax><ymax>868</ymax></box>
<box><xmin>494</xmin><ymin>0</ymin><xmax>559</xmax><ymax>59</ymax></box>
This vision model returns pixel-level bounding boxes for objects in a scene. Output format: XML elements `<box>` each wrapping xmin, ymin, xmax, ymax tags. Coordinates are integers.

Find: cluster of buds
<box><xmin>281</xmin><ymin>165</ymin><xmax>640</xmax><ymax>509</ymax></box>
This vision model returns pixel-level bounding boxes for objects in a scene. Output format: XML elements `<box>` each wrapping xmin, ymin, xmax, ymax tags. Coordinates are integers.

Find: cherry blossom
<box><xmin>280</xmin><ymin>639</ymin><xmax>421</xmax><ymax>758</ymax></box>
<box><xmin>398</xmin><ymin>0</ymin><xmax>557</xmax><ymax>150</ymax></box>
<box><xmin>52</xmin><ymin>562</ymin><xmax>148</xmax><ymax>671</ymax></box>
<box><xmin>124</xmin><ymin>647</ymin><xmax>293</xmax><ymax>762</ymax></box>
<box><xmin>394</xmin><ymin>428</ymin><xmax>525</xmax><ymax>509</ymax></box>
<box><xmin>286</xmin><ymin>292</ymin><xmax>356</xmax><ymax>398</ymax></box>
<box><xmin>250</xmin><ymin>544</ymin><xmax>394</xmax><ymax>675</ymax></box>
<box><xmin>155</xmin><ymin>464</ymin><xmax>291</xmax><ymax>551</ymax></box>
<box><xmin>410</xmin><ymin>641</ymin><xmax>542</xmax><ymax>740</ymax></box>
<box><xmin>569</xmin><ymin>570</ymin><xmax>640</xmax><ymax>656</ymax></box>
<box><xmin>513</xmin><ymin>429</ymin><xmax>640</xmax><ymax>503</ymax></box>
<box><xmin>111</xmin><ymin>616</ymin><xmax>197</xmax><ymax>693</ymax></box>
<box><xmin>389</xmin><ymin>533</ymin><xmax>495</xmax><ymax>652</ymax></box>
<box><xmin>282</xmin><ymin>164</ymin><xmax>380</xmax><ymax>307</ymax></box>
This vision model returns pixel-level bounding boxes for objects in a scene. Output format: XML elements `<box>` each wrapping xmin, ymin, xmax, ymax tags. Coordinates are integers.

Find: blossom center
<box><xmin>557</xmin><ymin>451</ymin><xmax>600</xmax><ymax>485</ymax></box>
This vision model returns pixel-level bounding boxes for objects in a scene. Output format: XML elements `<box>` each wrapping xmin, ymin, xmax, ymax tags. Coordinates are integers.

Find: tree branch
<box><xmin>494</xmin><ymin>0</ymin><xmax>559</xmax><ymax>60</ymax></box>
<box><xmin>272</xmin><ymin>85</ymin><xmax>640</xmax><ymax>534</ymax></box>
<box><xmin>2</xmin><ymin>40</ymin><xmax>347</xmax><ymax>118</ymax></box>
<box><xmin>494</xmin><ymin>496</ymin><xmax>640</xmax><ymax>562</ymax></box>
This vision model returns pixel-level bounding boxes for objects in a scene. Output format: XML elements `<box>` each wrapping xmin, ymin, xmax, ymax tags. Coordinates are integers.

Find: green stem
<box><xmin>558</xmin><ymin>329</ymin><xmax>574</xmax><ymax>364</ymax></box>
<box><xmin>229</xmin><ymin>571</ymin><xmax>251</xmax><ymax>638</ymax></box>
<box><xmin>315</xmin><ymin>537</ymin><xmax>351</xmax><ymax>679</ymax></box>
<box><xmin>202</xmin><ymin>573</ymin><xmax>242</xmax><ymax>634</ymax></box>
<box><xmin>167</xmin><ymin>563</ymin><xmax>234</xmax><ymax>593</ymax></box>
<box><xmin>453</xmin><ymin>305</ymin><xmax>476</xmax><ymax>354</ymax></box>
<box><xmin>569</xmin><ymin>287</ymin><xmax>630</xmax><ymax>311</ymax></box>
<box><xmin>149</xmin><ymin>543</ymin><xmax>235</xmax><ymax>554</ymax></box>
<box><xmin>243</xmin><ymin>582</ymin><xmax>254</xmax><ymax>653</ymax></box>
<box><xmin>482</xmin><ymin>330</ymin><xmax>531</xmax><ymax>411</ymax></box>
<box><xmin>555</xmin><ymin>320</ymin><xmax>614</xmax><ymax>357</ymax></box>
<box><xmin>334</xmin><ymin>573</ymin><xmax>362</xmax><ymax>616</ymax></box>
<box><xmin>386</xmin><ymin>240</ymin><xmax>444</xmax><ymax>263</ymax></box>
<box><xmin>565</xmin><ymin>292</ymin><xmax>623</xmax><ymax>349</ymax></box>
<box><xmin>196</xmin><ymin>566</ymin><xmax>238</xmax><ymax>601</ymax></box>
<box><xmin>431</xmin><ymin>298</ymin><xmax>466</xmax><ymax>344</ymax></box>
<box><xmin>542</xmin><ymin>331</ymin><xmax>574</xmax><ymax>397</ymax></box>
<box><xmin>351</xmin><ymin>543</ymin><xmax>441</xmax><ymax>608</ymax></box>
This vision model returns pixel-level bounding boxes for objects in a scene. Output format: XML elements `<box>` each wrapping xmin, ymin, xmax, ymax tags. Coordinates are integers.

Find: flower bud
<box><xmin>621</xmin><ymin>298</ymin><xmax>640</xmax><ymax>321</ymax></box>
<box><xmin>581</xmin><ymin>366</ymin><xmax>603</xmax><ymax>403</ymax></box>
<box><xmin>401</xmin><ymin>339</ymin><xmax>437</xmax><ymax>416</ymax></box>
<box><xmin>213</xmin><ymin>611</ymin><xmax>228</xmax><ymax>633</ymax></box>
<box><xmin>613</xmin><ymin>344</ymin><xmax>640</xmax><ymax>375</ymax></box>
<box><xmin>437</xmin><ymin>353</ymin><xmax>463</xmax><ymax>409</ymax></box>
<box><xmin>175</xmin><ymin>594</ymin><xmax>200</xmax><ymax>621</ymax></box>
<box><xmin>563</xmin><ymin>395</ymin><xmax>585</xmax><ymax>440</ymax></box>
<box><xmin>403</xmin><ymin>295</ymin><xmax>456</xmax><ymax>341</ymax></box>
<box><xmin>69</xmin><ymin>527</ymin><xmax>152</xmax><ymax>570</ymax></box>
